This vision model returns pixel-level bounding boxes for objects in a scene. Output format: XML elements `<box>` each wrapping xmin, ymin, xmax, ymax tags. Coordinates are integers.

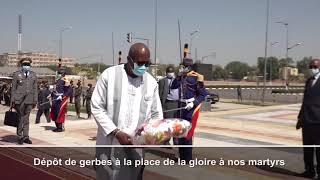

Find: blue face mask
<box><xmin>133</xmin><ymin>63</ymin><xmax>148</xmax><ymax>76</ymax></box>
<box><xmin>22</xmin><ymin>65</ymin><xmax>30</xmax><ymax>71</ymax></box>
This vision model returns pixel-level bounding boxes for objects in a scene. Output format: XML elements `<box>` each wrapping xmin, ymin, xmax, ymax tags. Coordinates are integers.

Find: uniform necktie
<box><xmin>25</xmin><ymin>72</ymin><xmax>28</xmax><ymax>78</ymax></box>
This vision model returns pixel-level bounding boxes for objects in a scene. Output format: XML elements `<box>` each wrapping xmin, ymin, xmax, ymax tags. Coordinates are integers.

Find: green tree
<box><xmin>225</xmin><ymin>61</ymin><xmax>250</xmax><ymax>80</ymax></box>
<box><xmin>257</xmin><ymin>57</ymin><xmax>280</xmax><ymax>80</ymax></box>
<box><xmin>279</xmin><ymin>57</ymin><xmax>294</xmax><ymax>68</ymax></box>
<box><xmin>297</xmin><ymin>56</ymin><xmax>312</xmax><ymax>77</ymax></box>
<box><xmin>44</xmin><ymin>65</ymin><xmax>75</xmax><ymax>75</ymax></box>
<box><xmin>212</xmin><ymin>65</ymin><xmax>228</xmax><ymax>80</ymax></box>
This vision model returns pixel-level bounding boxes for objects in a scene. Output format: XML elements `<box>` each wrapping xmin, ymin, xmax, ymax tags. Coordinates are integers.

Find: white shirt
<box><xmin>166</xmin><ymin>77</ymin><xmax>179</xmax><ymax>101</ymax></box>
<box><xmin>312</xmin><ymin>73</ymin><xmax>320</xmax><ymax>86</ymax></box>
<box><xmin>122</xmin><ymin>76</ymin><xmax>143</xmax><ymax>136</ymax></box>
<box><xmin>91</xmin><ymin>64</ymin><xmax>163</xmax><ymax>145</ymax></box>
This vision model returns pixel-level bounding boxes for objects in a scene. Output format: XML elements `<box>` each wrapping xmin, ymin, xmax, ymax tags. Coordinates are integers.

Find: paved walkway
<box><xmin>0</xmin><ymin>103</ymin><xmax>302</xmax><ymax>146</ymax></box>
<box><xmin>0</xmin><ymin>103</ymin><xmax>309</xmax><ymax>179</ymax></box>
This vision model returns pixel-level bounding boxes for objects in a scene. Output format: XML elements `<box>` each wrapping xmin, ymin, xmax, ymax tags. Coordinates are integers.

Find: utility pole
<box><xmin>18</xmin><ymin>14</ymin><xmax>22</xmax><ymax>65</ymax></box>
<box><xmin>112</xmin><ymin>32</ymin><xmax>115</xmax><ymax>65</ymax></box>
<box><xmin>154</xmin><ymin>0</ymin><xmax>158</xmax><ymax>77</ymax></box>
<box><xmin>178</xmin><ymin>19</ymin><xmax>182</xmax><ymax>63</ymax></box>
<box><xmin>262</xmin><ymin>0</ymin><xmax>270</xmax><ymax>104</ymax></box>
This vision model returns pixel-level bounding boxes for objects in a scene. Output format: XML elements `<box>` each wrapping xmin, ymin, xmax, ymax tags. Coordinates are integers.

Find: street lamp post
<box><xmin>276</xmin><ymin>21</ymin><xmax>289</xmax><ymax>59</ymax></box>
<box><xmin>201</xmin><ymin>52</ymin><xmax>216</xmax><ymax>63</ymax></box>
<box><xmin>75</xmin><ymin>54</ymin><xmax>103</xmax><ymax>77</ymax></box>
<box><xmin>269</xmin><ymin>41</ymin><xmax>279</xmax><ymax>85</ymax></box>
<box><xmin>285</xmin><ymin>42</ymin><xmax>302</xmax><ymax>89</ymax></box>
<box><xmin>58</xmin><ymin>26</ymin><xmax>72</xmax><ymax>70</ymax></box>
<box><xmin>288</xmin><ymin>42</ymin><xmax>302</xmax><ymax>51</ymax></box>
<box><xmin>189</xmin><ymin>30</ymin><xmax>199</xmax><ymax>58</ymax></box>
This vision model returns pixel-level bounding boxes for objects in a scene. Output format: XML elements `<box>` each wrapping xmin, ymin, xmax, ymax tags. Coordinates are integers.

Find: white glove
<box><xmin>56</xmin><ymin>95</ymin><xmax>62</xmax><ymax>101</ymax></box>
<box><xmin>185</xmin><ymin>102</ymin><xmax>194</xmax><ymax>110</ymax></box>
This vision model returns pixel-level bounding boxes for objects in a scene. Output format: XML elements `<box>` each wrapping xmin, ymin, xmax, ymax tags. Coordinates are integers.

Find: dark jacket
<box><xmin>158</xmin><ymin>77</ymin><xmax>169</xmax><ymax>107</ymax></box>
<box><xmin>38</xmin><ymin>88</ymin><xmax>51</xmax><ymax>110</ymax></box>
<box><xmin>298</xmin><ymin>77</ymin><xmax>320</xmax><ymax>126</ymax></box>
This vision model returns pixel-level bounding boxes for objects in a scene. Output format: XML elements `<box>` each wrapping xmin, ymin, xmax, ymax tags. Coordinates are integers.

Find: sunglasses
<box><xmin>309</xmin><ymin>65</ymin><xmax>318</xmax><ymax>69</ymax></box>
<box><xmin>128</xmin><ymin>56</ymin><xmax>151</xmax><ymax>67</ymax></box>
<box><xmin>22</xmin><ymin>63</ymin><xmax>31</xmax><ymax>66</ymax></box>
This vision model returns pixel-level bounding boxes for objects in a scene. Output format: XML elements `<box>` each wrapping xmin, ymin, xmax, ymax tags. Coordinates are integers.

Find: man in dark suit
<box><xmin>35</xmin><ymin>82</ymin><xmax>51</xmax><ymax>123</ymax></box>
<box><xmin>11</xmin><ymin>57</ymin><xmax>38</xmax><ymax>145</ymax></box>
<box><xmin>158</xmin><ymin>66</ymin><xmax>179</xmax><ymax>119</ymax></box>
<box><xmin>296</xmin><ymin>59</ymin><xmax>320</xmax><ymax>179</ymax></box>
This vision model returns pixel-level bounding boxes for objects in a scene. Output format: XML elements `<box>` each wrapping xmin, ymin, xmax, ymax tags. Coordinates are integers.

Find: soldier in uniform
<box><xmin>171</xmin><ymin>58</ymin><xmax>209</xmax><ymax>163</ymax></box>
<box><xmin>50</xmin><ymin>70</ymin><xmax>71</xmax><ymax>132</ymax></box>
<box><xmin>82</xmin><ymin>87</ymin><xmax>86</xmax><ymax>107</ymax></box>
<box><xmin>74</xmin><ymin>80</ymin><xmax>82</xmax><ymax>119</ymax></box>
<box><xmin>11</xmin><ymin>57</ymin><xmax>38</xmax><ymax>145</ymax></box>
<box><xmin>85</xmin><ymin>83</ymin><xmax>94</xmax><ymax>119</ymax></box>
<box><xmin>3</xmin><ymin>83</ymin><xmax>11</xmax><ymax>106</ymax></box>
<box><xmin>69</xmin><ymin>80</ymin><xmax>74</xmax><ymax>104</ymax></box>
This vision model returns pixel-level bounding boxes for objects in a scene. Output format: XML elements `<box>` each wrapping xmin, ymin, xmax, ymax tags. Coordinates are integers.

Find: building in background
<box><xmin>0</xmin><ymin>52</ymin><xmax>75</xmax><ymax>68</ymax></box>
<box><xmin>279</xmin><ymin>67</ymin><xmax>299</xmax><ymax>80</ymax></box>
<box><xmin>0</xmin><ymin>66</ymin><xmax>56</xmax><ymax>84</ymax></box>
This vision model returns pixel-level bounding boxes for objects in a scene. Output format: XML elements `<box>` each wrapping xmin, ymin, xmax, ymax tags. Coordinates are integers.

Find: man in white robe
<box><xmin>91</xmin><ymin>43</ymin><xmax>163</xmax><ymax>180</ymax></box>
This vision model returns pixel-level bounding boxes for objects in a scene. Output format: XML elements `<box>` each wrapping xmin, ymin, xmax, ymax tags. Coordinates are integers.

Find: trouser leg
<box><xmin>22</xmin><ymin>105</ymin><xmax>32</xmax><ymax>138</ymax></box>
<box><xmin>86</xmin><ymin>100</ymin><xmax>91</xmax><ymax>118</ymax></box>
<box><xmin>303</xmin><ymin>127</ymin><xmax>315</xmax><ymax>173</ymax></box>
<box><xmin>44</xmin><ymin>109</ymin><xmax>50</xmax><ymax>122</ymax></box>
<box><xmin>178</xmin><ymin>137</ymin><xmax>193</xmax><ymax>163</ymax></box>
<box><xmin>16</xmin><ymin>104</ymin><xmax>23</xmax><ymax>138</ymax></box>
<box><xmin>35</xmin><ymin>109</ymin><xmax>43</xmax><ymax>124</ymax></box>
<box><xmin>16</xmin><ymin>104</ymin><xmax>32</xmax><ymax>139</ymax></box>
<box><xmin>75</xmin><ymin>100</ymin><xmax>81</xmax><ymax>117</ymax></box>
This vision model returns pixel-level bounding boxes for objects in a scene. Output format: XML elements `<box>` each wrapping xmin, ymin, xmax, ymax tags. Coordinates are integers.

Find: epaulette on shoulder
<box><xmin>187</xmin><ymin>71</ymin><xmax>204</xmax><ymax>82</ymax></box>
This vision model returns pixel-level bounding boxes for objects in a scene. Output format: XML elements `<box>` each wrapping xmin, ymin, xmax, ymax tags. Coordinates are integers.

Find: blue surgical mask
<box><xmin>310</xmin><ymin>68</ymin><xmax>320</xmax><ymax>76</ymax></box>
<box><xmin>133</xmin><ymin>63</ymin><xmax>148</xmax><ymax>76</ymax></box>
<box><xmin>22</xmin><ymin>65</ymin><xmax>30</xmax><ymax>71</ymax></box>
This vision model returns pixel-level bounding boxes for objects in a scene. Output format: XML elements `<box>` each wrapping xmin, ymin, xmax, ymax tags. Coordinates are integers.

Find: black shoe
<box><xmin>18</xmin><ymin>138</ymin><xmax>24</xmax><ymax>145</ymax></box>
<box><xmin>52</xmin><ymin>128</ymin><xmax>63</xmax><ymax>132</ymax></box>
<box><xmin>24</xmin><ymin>138</ymin><xmax>32</xmax><ymax>144</ymax></box>
<box><xmin>296</xmin><ymin>171</ymin><xmax>315</xmax><ymax>178</ymax></box>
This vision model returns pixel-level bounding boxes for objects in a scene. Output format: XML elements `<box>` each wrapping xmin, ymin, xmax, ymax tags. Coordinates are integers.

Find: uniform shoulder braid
<box><xmin>186</xmin><ymin>71</ymin><xmax>204</xmax><ymax>82</ymax></box>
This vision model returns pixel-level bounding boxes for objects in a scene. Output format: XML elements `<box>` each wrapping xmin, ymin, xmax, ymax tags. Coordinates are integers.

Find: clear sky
<box><xmin>0</xmin><ymin>0</ymin><xmax>319</xmax><ymax>66</ymax></box>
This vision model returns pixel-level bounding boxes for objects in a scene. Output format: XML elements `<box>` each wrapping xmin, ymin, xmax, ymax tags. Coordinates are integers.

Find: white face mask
<box><xmin>166</xmin><ymin>72</ymin><xmax>175</xmax><ymax>78</ymax></box>
<box><xmin>310</xmin><ymin>69</ymin><xmax>320</xmax><ymax>76</ymax></box>
<box><xmin>179</xmin><ymin>66</ymin><xmax>190</xmax><ymax>74</ymax></box>
<box><xmin>310</xmin><ymin>68</ymin><xmax>320</xmax><ymax>76</ymax></box>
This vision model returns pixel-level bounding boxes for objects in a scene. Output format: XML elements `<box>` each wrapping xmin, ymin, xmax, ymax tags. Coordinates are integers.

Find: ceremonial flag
<box><xmin>49</xmin><ymin>96</ymin><xmax>69</xmax><ymax>124</ymax></box>
<box><xmin>186</xmin><ymin>104</ymin><xmax>201</xmax><ymax>140</ymax></box>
